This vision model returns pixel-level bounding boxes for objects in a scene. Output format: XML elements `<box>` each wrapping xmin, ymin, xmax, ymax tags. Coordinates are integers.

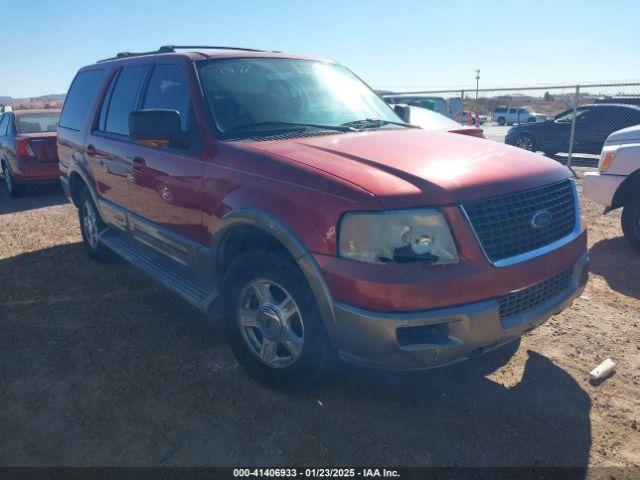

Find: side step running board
<box><xmin>100</xmin><ymin>228</ymin><xmax>218</xmax><ymax>313</ymax></box>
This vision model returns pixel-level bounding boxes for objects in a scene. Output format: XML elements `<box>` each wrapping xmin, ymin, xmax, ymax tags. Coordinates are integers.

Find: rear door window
<box><xmin>100</xmin><ymin>65</ymin><xmax>149</xmax><ymax>136</ymax></box>
<box><xmin>60</xmin><ymin>69</ymin><xmax>107</xmax><ymax>130</ymax></box>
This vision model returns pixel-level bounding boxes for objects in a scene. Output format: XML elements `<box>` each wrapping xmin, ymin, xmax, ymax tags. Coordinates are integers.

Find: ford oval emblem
<box><xmin>530</xmin><ymin>210</ymin><xmax>553</xmax><ymax>229</ymax></box>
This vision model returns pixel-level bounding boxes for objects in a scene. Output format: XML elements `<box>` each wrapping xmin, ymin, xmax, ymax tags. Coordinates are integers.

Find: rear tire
<box><xmin>2</xmin><ymin>162</ymin><xmax>26</xmax><ymax>197</ymax></box>
<box><xmin>498</xmin><ymin>117</ymin><xmax>505</xmax><ymax>126</ymax></box>
<box><xmin>621</xmin><ymin>198</ymin><xmax>640</xmax><ymax>252</ymax></box>
<box><xmin>78</xmin><ymin>187</ymin><xmax>113</xmax><ymax>262</ymax></box>
<box><xmin>222</xmin><ymin>251</ymin><xmax>334</xmax><ymax>392</ymax></box>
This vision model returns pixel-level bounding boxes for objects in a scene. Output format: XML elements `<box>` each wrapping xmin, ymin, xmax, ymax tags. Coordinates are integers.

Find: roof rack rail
<box><xmin>161</xmin><ymin>45</ymin><xmax>269</xmax><ymax>53</ymax></box>
<box><xmin>98</xmin><ymin>44</ymin><xmax>270</xmax><ymax>62</ymax></box>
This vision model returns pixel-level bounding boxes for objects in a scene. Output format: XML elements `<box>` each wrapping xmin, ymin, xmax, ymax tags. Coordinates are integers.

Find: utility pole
<box><xmin>475</xmin><ymin>69</ymin><xmax>480</xmax><ymax>100</ymax></box>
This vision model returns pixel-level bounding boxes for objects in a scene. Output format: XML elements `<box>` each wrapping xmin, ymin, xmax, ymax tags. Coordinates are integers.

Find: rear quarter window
<box><xmin>60</xmin><ymin>69</ymin><xmax>107</xmax><ymax>130</ymax></box>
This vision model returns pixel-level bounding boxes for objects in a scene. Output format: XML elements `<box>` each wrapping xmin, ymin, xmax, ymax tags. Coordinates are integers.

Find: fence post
<box><xmin>459</xmin><ymin>90</ymin><xmax>464</xmax><ymax>125</ymax></box>
<box><xmin>567</xmin><ymin>85</ymin><xmax>580</xmax><ymax>178</ymax></box>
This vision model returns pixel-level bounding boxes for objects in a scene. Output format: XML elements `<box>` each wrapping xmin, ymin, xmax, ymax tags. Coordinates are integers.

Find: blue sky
<box><xmin>1</xmin><ymin>0</ymin><xmax>639</xmax><ymax>97</ymax></box>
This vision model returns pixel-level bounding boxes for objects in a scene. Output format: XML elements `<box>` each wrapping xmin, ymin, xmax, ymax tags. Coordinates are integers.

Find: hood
<box><xmin>606</xmin><ymin>124</ymin><xmax>640</xmax><ymax>144</ymax></box>
<box><xmin>245</xmin><ymin>129</ymin><xmax>570</xmax><ymax>209</ymax></box>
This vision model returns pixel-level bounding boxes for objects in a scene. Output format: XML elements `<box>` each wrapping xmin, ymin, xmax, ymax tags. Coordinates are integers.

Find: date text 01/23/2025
<box><xmin>233</xmin><ymin>468</ymin><xmax>401</xmax><ymax>478</ymax></box>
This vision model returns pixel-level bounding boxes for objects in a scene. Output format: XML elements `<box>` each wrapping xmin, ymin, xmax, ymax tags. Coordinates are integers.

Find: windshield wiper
<box><xmin>227</xmin><ymin>120</ymin><xmax>358</xmax><ymax>133</ymax></box>
<box><xmin>341</xmin><ymin>118</ymin><xmax>419</xmax><ymax>129</ymax></box>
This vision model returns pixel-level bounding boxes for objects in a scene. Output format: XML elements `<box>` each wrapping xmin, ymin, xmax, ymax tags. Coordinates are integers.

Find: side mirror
<box><xmin>393</xmin><ymin>105</ymin><xmax>411</xmax><ymax>123</ymax></box>
<box><xmin>129</xmin><ymin>109</ymin><xmax>181</xmax><ymax>147</ymax></box>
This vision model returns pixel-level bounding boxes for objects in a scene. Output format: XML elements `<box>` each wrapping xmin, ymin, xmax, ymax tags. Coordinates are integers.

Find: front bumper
<box><xmin>330</xmin><ymin>253</ymin><xmax>588</xmax><ymax>370</ymax></box>
<box><xmin>583</xmin><ymin>172</ymin><xmax>625</xmax><ymax>208</ymax></box>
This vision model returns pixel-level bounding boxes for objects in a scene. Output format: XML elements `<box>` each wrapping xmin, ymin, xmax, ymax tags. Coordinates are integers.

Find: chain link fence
<box><xmin>381</xmin><ymin>82</ymin><xmax>640</xmax><ymax>173</ymax></box>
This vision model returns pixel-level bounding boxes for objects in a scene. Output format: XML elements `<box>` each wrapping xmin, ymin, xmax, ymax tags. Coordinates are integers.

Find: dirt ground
<box><xmin>0</xmin><ymin>168</ymin><xmax>638</xmax><ymax>470</ymax></box>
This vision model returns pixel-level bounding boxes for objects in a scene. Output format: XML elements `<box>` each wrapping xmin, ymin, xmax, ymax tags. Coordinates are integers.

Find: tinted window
<box><xmin>143</xmin><ymin>64</ymin><xmax>192</xmax><ymax>131</ymax></box>
<box><xmin>60</xmin><ymin>69</ymin><xmax>107</xmax><ymax>130</ymax></box>
<box><xmin>611</xmin><ymin>108</ymin><xmax>640</xmax><ymax>129</ymax></box>
<box><xmin>102</xmin><ymin>65</ymin><xmax>148</xmax><ymax>135</ymax></box>
<box><xmin>555</xmin><ymin>110</ymin><xmax>576</xmax><ymax>123</ymax></box>
<box><xmin>0</xmin><ymin>115</ymin><xmax>8</xmax><ymax>136</ymax></box>
<box><xmin>17</xmin><ymin>113</ymin><xmax>60</xmax><ymax>133</ymax></box>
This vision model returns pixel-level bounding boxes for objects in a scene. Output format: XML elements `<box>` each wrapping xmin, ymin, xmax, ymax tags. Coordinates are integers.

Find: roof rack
<box><xmin>98</xmin><ymin>45</ymin><xmax>270</xmax><ymax>63</ymax></box>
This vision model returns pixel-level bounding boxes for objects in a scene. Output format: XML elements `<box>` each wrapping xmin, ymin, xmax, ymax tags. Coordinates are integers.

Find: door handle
<box><xmin>86</xmin><ymin>144</ymin><xmax>96</xmax><ymax>156</ymax></box>
<box><xmin>131</xmin><ymin>157</ymin><xmax>146</xmax><ymax>172</ymax></box>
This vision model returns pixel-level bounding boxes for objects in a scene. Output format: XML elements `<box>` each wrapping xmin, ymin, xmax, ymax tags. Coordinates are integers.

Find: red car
<box><xmin>58</xmin><ymin>46</ymin><xmax>587</xmax><ymax>389</ymax></box>
<box><xmin>0</xmin><ymin>109</ymin><xmax>61</xmax><ymax>197</ymax></box>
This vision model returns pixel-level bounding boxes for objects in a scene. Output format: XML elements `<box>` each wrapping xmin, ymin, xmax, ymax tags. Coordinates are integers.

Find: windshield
<box><xmin>17</xmin><ymin>113</ymin><xmax>60</xmax><ymax>134</ymax></box>
<box><xmin>196</xmin><ymin>58</ymin><xmax>401</xmax><ymax>138</ymax></box>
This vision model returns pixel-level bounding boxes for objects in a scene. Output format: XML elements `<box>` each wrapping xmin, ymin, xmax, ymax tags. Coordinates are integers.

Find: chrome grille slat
<box><xmin>498</xmin><ymin>268</ymin><xmax>573</xmax><ymax>320</ymax></box>
<box><xmin>462</xmin><ymin>180</ymin><xmax>576</xmax><ymax>263</ymax></box>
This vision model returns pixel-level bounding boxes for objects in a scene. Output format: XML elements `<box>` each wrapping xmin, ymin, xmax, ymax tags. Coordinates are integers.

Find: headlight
<box><xmin>599</xmin><ymin>145</ymin><xmax>618</xmax><ymax>173</ymax></box>
<box><xmin>339</xmin><ymin>209</ymin><xmax>459</xmax><ymax>265</ymax></box>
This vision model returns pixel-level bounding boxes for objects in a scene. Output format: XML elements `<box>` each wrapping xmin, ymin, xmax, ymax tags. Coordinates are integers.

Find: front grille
<box><xmin>462</xmin><ymin>180</ymin><xmax>576</xmax><ymax>263</ymax></box>
<box><xmin>498</xmin><ymin>268</ymin><xmax>573</xmax><ymax>320</ymax></box>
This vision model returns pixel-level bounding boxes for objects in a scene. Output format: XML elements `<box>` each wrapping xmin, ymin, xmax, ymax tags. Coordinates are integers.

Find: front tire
<box><xmin>498</xmin><ymin>117</ymin><xmax>505</xmax><ymax>126</ymax></box>
<box><xmin>622</xmin><ymin>198</ymin><xmax>640</xmax><ymax>252</ymax></box>
<box><xmin>223</xmin><ymin>251</ymin><xmax>334</xmax><ymax>391</ymax></box>
<box><xmin>2</xmin><ymin>162</ymin><xmax>26</xmax><ymax>197</ymax></box>
<box><xmin>78</xmin><ymin>187</ymin><xmax>113</xmax><ymax>262</ymax></box>
<box><xmin>514</xmin><ymin>133</ymin><xmax>536</xmax><ymax>152</ymax></box>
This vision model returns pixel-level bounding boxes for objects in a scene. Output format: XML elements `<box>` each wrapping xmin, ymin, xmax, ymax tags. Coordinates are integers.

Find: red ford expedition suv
<box><xmin>57</xmin><ymin>46</ymin><xmax>588</xmax><ymax>389</ymax></box>
<box><xmin>1</xmin><ymin>109</ymin><xmax>61</xmax><ymax>197</ymax></box>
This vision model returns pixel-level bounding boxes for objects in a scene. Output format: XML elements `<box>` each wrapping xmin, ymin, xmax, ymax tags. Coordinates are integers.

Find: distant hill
<box><xmin>0</xmin><ymin>94</ymin><xmax>66</xmax><ymax>110</ymax></box>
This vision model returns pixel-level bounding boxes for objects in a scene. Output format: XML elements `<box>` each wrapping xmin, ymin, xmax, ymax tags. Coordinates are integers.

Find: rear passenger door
<box><xmin>122</xmin><ymin>62</ymin><xmax>207</xmax><ymax>259</ymax></box>
<box><xmin>0</xmin><ymin>114</ymin><xmax>9</xmax><ymax>161</ymax></box>
<box><xmin>87</xmin><ymin>64</ymin><xmax>150</xmax><ymax>215</ymax></box>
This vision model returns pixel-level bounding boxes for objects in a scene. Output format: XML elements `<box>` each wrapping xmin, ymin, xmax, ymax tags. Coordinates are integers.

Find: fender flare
<box><xmin>66</xmin><ymin>164</ymin><xmax>103</xmax><ymax>213</ymax></box>
<box><xmin>210</xmin><ymin>208</ymin><xmax>338</xmax><ymax>342</ymax></box>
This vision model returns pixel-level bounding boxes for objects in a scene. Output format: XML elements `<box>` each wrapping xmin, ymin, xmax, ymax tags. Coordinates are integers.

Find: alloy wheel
<box><xmin>237</xmin><ymin>278</ymin><xmax>304</xmax><ymax>368</ymax></box>
<box><xmin>82</xmin><ymin>200</ymin><xmax>99</xmax><ymax>249</ymax></box>
<box><xmin>516</xmin><ymin>135</ymin><xmax>534</xmax><ymax>151</ymax></box>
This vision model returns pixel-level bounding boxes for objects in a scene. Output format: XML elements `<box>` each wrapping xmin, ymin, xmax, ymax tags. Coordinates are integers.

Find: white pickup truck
<box><xmin>492</xmin><ymin>106</ymin><xmax>546</xmax><ymax>125</ymax></box>
<box><xmin>583</xmin><ymin>125</ymin><xmax>640</xmax><ymax>250</ymax></box>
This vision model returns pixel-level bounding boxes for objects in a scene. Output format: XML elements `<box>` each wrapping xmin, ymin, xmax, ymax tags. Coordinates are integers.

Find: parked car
<box><xmin>58</xmin><ymin>45</ymin><xmax>588</xmax><ymax>389</ymax></box>
<box><xmin>455</xmin><ymin>110</ymin><xmax>477</xmax><ymax>125</ymax></box>
<box><xmin>0</xmin><ymin>108</ymin><xmax>61</xmax><ymax>197</ymax></box>
<box><xmin>583</xmin><ymin>125</ymin><xmax>640</xmax><ymax>250</ymax></box>
<box><xmin>387</xmin><ymin>96</ymin><xmax>449</xmax><ymax>116</ymax></box>
<box><xmin>505</xmin><ymin>104</ymin><xmax>640</xmax><ymax>156</ymax></box>
<box><xmin>492</xmin><ymin>106</ymin><xmax>545</xmax><ymax>125</ymax></box>
<box><xmin>392</xmin><ymin>104</ymin><xmax>484</xmax><ymax>137</ymax></box>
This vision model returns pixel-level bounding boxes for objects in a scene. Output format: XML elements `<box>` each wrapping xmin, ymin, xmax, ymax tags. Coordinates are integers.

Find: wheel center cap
<box><xmin>258</xmin><ymin>305</ymin><xmax>283</xmax><ymax>340</ymax></box>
